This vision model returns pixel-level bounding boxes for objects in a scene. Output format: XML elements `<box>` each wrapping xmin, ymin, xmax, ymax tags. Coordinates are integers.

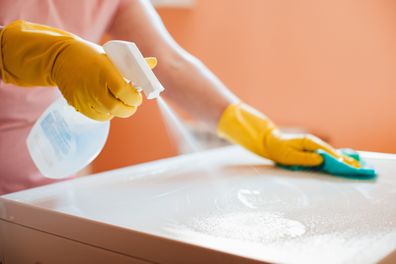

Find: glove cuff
<box><xmin>217</xmin><ymin>102</ymin><xmax>276</xmax><ymax>157</ymax></box>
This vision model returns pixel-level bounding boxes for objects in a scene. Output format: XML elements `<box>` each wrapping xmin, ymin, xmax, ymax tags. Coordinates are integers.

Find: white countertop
<box><xmin>1</xmin><ymin>146</ymin><xmax>396</xmax><ymax>263</ymax></box>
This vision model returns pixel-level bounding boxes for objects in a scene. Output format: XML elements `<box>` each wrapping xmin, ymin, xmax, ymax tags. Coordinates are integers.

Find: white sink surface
<box><xmin>1</xmin><ymin>146</ymin><xmax>396</xmax><ymax>263</ymax></box>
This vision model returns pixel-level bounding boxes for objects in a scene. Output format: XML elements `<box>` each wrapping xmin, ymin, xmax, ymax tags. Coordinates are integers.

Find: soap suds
<box><xmin>166</xmin><ymin>211</ymin><xmax>306</xmax><ymax>243</ymax></box>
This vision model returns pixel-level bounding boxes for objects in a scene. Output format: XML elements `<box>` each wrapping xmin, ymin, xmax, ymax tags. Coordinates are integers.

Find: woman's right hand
<box><xmin>0</xmin><ymin>20</ymin><xmax>155</xmax><ymax>121</ymax></box>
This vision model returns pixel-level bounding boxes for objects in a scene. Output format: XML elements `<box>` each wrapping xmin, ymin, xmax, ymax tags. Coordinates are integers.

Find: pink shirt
<box><xmin>0</xmin><ymin>0</ymin><xmax>131</xmax><ymax>194</ymax></box>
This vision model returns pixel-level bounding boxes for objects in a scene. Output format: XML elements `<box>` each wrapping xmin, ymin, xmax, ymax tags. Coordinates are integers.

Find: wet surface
<box><xmin>3</xmin><ymin>147</ymin><xmax>396</xmax><ymax>263</ymax></box>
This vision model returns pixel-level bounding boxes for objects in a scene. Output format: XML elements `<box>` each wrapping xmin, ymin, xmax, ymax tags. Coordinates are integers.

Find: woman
<box><xmin>0</xmin><ymin>0</ymin><xmax>355</xmax><ymax>194</ymax></box>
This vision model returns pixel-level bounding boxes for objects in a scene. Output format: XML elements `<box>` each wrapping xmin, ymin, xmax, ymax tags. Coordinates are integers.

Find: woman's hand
<box><xmin>218</xmin><ymin>103</ymin><xmax>360</xmax><ymax>167</ymax></box>
<box><xmin>0</xmin><ymin>20</ymin><xmax>149</xmax><ymax>121</ymax></box>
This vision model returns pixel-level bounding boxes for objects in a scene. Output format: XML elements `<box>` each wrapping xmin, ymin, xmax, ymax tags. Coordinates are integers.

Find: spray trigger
<box><xmin>104</xmin><ymin>40</ymin><xmax>164</xmax><ymax>99</ymax></box>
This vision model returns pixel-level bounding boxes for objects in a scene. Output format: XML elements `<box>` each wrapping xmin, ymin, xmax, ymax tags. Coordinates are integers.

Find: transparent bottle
<box><xmin>27</xmin><ymin>41</ymin><xmax>164</xmax><ymax>179</ymax></box>
<box><xmin>27</xmin><ymin>97</ymin><xmax>110</xmax><ymax>179</ymax></box>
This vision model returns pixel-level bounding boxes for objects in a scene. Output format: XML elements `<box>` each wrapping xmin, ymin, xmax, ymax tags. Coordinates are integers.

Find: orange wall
<box><xmin>93</xmin><ymin>0</ymin><xmax>396</xmax><ymax>173</ymax></box>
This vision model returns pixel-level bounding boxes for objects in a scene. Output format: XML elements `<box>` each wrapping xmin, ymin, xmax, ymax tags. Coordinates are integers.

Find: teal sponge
<box><xmin>279</xmin><ymin>149</ymin><xmax>377</xmax><ymax>179</ymax></box>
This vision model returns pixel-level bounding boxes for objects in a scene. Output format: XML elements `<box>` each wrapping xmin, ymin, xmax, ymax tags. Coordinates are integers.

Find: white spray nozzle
<box><xmin>103</xmin><ymin>40</ymin><xmax>164</xmax><ymax>99</ymax></box>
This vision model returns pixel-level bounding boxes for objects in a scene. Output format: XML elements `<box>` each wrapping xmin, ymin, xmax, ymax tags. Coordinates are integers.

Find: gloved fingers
<box><xmin>77</xmin><ymin>103</ymin><xmax>113</xmax><ymax>121</ymax></box>
<box><xmin>97</xmin><ymin>57</ymin><xmax>157</xmax><ymax>108</ymax></box>
<box><xmin>290</xmin><ymin>135</ymin><xmax>360</xmax><ymax>168</ymax></box>
<box><xmin>300</xmin><ymin>135</ymin><xmax>360</xmax><ymax>167</ymax></box>
<box><xmin>289</xmin><ymin>134</ymin><xmax>338</xmax><ymax>156</ymax></box>
<box><xmin>300</xmin><ymin>135</ymin><xmax>339</xmax><ymax>156</ymax></box>
<box><xmin>107</xmin><ymin>103</ymin><xmax>137</xmax><ymax>118</ymax></box>
<box><xmin>59</xmin><ymin>85</ymin><xmax>113</xmax><ymax>121</ymax></box>
<box><xmin>280</xmin><ymin>148</ymin><xmax>324</xmax><ymax>166</ymax></box>
<box><xmin>106</xmin><ymin>79</ymin><xmax>143</xmax><ymax>107</ymax></box>
<box><xmin>105</xmin><ymin>57</ymin><xmax>155</xmax><ymax>105</ymax></box>
<box><xmin>340</xmin><ymin>155</ymin><xmax>361</xmax><ymax>168</ymax></box>
<box><xmin>145</xmin><ymin>57</ymin><xmax>157</xmax><ymax>69</ymax></box>
<box><xmin>95</xmin><ymin>88</ymin><xmax>139</xmax><ymax>118</ymax></box>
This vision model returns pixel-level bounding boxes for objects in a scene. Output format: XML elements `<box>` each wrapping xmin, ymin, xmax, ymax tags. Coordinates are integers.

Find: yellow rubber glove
<box><xmin>217</xmin><ymin>103</ymin><xmax>360</xmax><ymax>167</ymax></box>
<box><xmin>0</xmin><ymin>20</ymin><xmax>156</xmax><ymax>121</ymax></box>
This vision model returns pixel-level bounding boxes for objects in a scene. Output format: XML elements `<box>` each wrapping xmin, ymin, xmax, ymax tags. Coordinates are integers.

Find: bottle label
<box><xmin>40</xmin><ymin>110</ymin><xmax>73</xmax><ymax>159</ymax></box>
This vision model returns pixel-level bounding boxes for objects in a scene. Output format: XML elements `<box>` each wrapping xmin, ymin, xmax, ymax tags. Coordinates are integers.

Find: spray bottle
<box><xmin>26</xmin><ymin>41</ymin><xmax>164</xmax><ymax>179</ymax></box>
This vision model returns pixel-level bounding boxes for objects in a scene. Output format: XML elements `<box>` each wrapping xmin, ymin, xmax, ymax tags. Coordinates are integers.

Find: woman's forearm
<box><xmin>108</xmin><ymin>0</ymin><xmax>237</xmax><ymax>128</ymax></box>
<box><xmin>155</xmin><ymin>49</ymin><xmax>237</xmax><ymax>127</ymax></box>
